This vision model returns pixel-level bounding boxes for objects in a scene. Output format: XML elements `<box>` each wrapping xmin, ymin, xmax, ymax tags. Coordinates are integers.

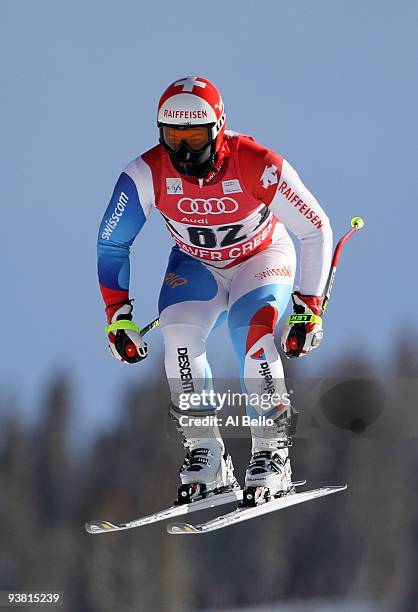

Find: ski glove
<box><xmin>105</xmin><ymin>302</ymin><xmax>147</xmax><ymax>364</ymax></box>
<box><xmin>281</xmin><ymin>292</ymin><xmax>324</xmax><ymax>358</ymax></box>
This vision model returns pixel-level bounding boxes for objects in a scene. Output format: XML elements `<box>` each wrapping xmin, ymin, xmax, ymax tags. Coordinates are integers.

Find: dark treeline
<box><xmin>0</xmin><ymin>339</ymin><xmax>417</xmax><ymax>612</ymax></box>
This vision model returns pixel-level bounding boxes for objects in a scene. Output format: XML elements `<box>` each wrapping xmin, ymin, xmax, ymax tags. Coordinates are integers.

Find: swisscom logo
<box><xmin>101</xmin><ymin>192</ymin><xmax>129</xmax><ymax>240</ymax></box>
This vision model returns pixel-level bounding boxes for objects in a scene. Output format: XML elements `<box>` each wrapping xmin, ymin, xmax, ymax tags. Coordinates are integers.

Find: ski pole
<box><xmin>284</xmin><ymin>216</ymin><xmax>364</xmax><ymax>357</ymax></box>
<box><xmin>139</xmin><ymin>316</ymin><xmax>160</xmax><ymax>338</ymax></box>
<box><xmin>321</xmin><ymin>216</ymin><xmax>365</xmax><ymax>313</ymax></box>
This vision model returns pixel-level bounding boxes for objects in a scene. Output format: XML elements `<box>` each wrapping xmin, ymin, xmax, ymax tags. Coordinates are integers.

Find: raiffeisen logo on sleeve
<box><xmin>278</xmin><ymin>181</ymin><xmax>324</xmax><ymax>229</ymax></box>
<box><xmin>101</xmin><ymin>192</ymin><xmax>129</xmax><ymax>240</ymax></box>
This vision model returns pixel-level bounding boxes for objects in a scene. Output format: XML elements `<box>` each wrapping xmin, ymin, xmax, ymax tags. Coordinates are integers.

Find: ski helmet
<box><xmin>157</xmin><ymin>76</ymin><xmax>226</xmax><ymax>178</ymax></box>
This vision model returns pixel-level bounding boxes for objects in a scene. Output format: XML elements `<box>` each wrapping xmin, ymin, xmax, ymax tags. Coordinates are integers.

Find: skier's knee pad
<box><xmin>228</xmin><ymin>304</ymin><xmax>278</xmax><ymax>359</ymax></box>
<box><xmin>160</xmin><ymin>321</ymin><xmax>212</xmax><ymax>400</ymax></box>
<box><xmin>229</xmin><ymin>322</ymin><xmax>279</xmax><ymax>375</ymax></box>
<box><xmin>228</xmin><ymin>303</ymin><xmax>278</xmax><ymax>334</ymax></box>
<box><xmin>160</xmin><ymin>321</ymin><xmax>208</xmax><ymax>359</ymax></box>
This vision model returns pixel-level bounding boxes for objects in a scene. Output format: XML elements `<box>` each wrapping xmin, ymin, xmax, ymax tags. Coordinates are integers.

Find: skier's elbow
<box><xmin>318</xmin><ymin>214</ymin><xmax>333</xmax><ymax>246</ymax></box>
<box><xmin>299</xmin><ymin>214</ymin><xmax>332</xmax><ymax>248</ymax></box>
<box><xmin>97</xmin><ymin>237</ymin><xmax>130</xmax><ymax>260</ymax></box>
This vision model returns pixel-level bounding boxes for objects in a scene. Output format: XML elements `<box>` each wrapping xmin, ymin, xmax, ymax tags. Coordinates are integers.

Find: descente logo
<box><xmin>177</xmin><ymin>348</ymin><xmax>195</xmax><ymax>393</ymax></box>
<box><xmin>101</xmin><ymin>192</ymin><xmax>129</xmax><ymax>240</ymax></box>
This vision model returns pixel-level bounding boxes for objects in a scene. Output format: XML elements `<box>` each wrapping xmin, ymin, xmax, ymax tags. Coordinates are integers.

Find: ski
<box><xmin>85</xmin><ymin>480</ymin><xmax>307</xmax><ymax>534</ymax></box>
<box><xmin>85</xmin><ymin>488</ymin><xmax>243</xmax><ymax>534</ymax></box>
<box><xmin>167</xmin><ymin>485</ymin><xmax>347</xmax><ymax>535</ymax></box>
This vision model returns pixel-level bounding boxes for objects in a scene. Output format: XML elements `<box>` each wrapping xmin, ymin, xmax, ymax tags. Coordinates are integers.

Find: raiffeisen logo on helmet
<box><xmin>101</xmin><ymin>192</ymin><xmax>129</xmax><ymax>240</ymax></box>
<box><xmin>163</xmin><ymin>109</ymin><xmax>208</xmax><ymax>120</ymax></box>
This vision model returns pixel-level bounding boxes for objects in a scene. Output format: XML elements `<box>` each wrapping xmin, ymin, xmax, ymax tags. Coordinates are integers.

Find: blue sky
<box><xmin>2</xmin><ymin>0</ymin><xmax>417</xmax><ymax>441</ymax></box>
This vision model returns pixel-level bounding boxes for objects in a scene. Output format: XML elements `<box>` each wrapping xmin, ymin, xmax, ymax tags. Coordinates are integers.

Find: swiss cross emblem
<box><xmin>174</xmin><ymin>77</ymin><xmax>207</xmax><ymax>92</ymax></box>
<box><xmin>260</xmin><ymin>165</ymin><xmax>278</xmax><ymax>189</ymax></box>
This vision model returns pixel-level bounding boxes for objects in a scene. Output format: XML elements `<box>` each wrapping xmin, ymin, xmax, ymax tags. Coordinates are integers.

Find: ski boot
<box><xmin>170</xmin><ymin>405</ymin><xmax>239</xmax><ymax>505</ymax></box>
<box><xmin>241</xmin><ymin>419</ymin><xmax>294</xmax><ymax>507</ymax></box>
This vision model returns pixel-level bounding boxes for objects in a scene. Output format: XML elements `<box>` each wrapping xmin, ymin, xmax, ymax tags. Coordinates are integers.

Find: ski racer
<box><xmin>97</xmin><ymin>76</ymin><xmax>332</xmax><ymax>505</ymax></box>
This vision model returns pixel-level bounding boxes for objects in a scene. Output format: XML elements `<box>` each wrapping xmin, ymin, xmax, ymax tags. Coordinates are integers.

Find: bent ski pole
<box><xmin>285</xmin><ymin>217</ymin><xmax>364</xmax><ymax>357</ymax></box>
<box><xmin>321</xmin><ymin>216</ymin><xmax>365</xmax><ymax>313</ymax></box>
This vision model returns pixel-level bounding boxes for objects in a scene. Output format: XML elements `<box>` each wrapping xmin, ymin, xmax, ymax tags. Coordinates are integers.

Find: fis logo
<box><xmin>101</xmin><ymin>192</ymin><xmax>129</xmax><ymax>240</ymax></box>
<box><xmin>166</xmin><ymin>178</ymin><xmax>183</xmax><ymax>194</ymax></box>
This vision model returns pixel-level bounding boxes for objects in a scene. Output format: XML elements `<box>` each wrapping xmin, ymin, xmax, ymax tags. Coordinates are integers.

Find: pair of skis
<box><xmin>85</xmin><ymin>482</ymin><xmax>347</xmax><ymax>535</ymax></box>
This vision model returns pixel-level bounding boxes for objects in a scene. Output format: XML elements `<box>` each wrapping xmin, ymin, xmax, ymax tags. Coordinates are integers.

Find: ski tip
<box><xmin>167</xmin><ymin>522</ymin><xmax>200</xmax><ymax>535</ymax></box>
<box><xmin>293</xmin><ymin>479</ymin><xmax>307</xmax><ymax>487</ymax></box>
<box><xmin>323</xmin><ymin>485</ymin><xmax>348</xmax><ymax>493</ymax></box>
<box><xmin>85</xmin><ymin>520</ymin><xmax>119</xmax><ymax>534</ymax></box>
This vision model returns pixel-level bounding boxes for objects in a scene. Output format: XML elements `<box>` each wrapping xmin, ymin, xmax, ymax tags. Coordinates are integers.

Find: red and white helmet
<box><xmin>157</xmin><ymin>76</ymin><xmax>226</xmax><ymax>153</ymax></box>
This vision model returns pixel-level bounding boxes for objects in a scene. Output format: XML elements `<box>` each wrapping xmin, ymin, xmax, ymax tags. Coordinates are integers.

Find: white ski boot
<box><xmin>242</xmin><ymin>420</ymin><xmax>293</xmax><ymax>507</ymax></box>
<box><xmin>171</xmin><ymin>406</ymin><xmax>239</xmax><ymax>504</ymax></box>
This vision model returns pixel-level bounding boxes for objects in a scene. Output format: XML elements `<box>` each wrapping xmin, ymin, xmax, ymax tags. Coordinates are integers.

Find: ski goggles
<box><xmin>160</xmin><ymin>125</ymin><xmax>212</xmax><ymax>152</ymax></box>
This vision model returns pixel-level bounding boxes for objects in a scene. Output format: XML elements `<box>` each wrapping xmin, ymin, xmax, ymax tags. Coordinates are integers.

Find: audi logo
<box><xmin>177</xmin><ymin>197</ymin><xmax>239</xmax><ymax>215</ymax></box>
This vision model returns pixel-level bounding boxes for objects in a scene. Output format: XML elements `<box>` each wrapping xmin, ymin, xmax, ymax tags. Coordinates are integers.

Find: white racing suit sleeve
<box><xmin>269</xmin><ymin>159</ymin><xmax>333</xmax><ymax>296</ymax></box>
